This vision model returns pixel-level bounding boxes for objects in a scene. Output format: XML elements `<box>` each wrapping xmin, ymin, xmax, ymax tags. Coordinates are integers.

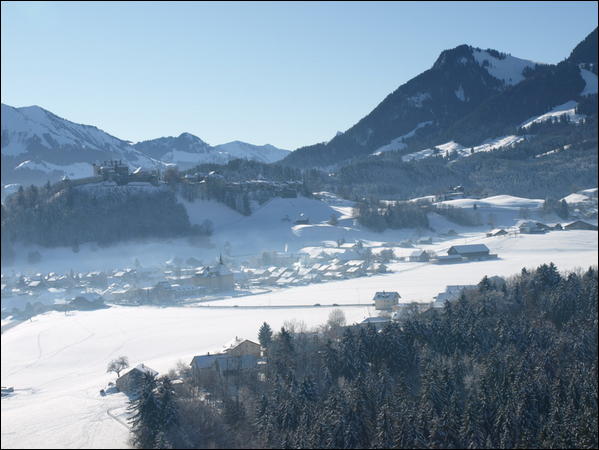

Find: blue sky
<box><xmin>1</xmin><ymin>1</ymin><xmax>597</xmax><ymax>149</ymax></box>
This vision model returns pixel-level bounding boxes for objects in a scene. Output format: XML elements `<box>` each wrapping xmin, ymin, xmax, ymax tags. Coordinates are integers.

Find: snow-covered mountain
<box><xmin>283</xmin><ymin>27</ymin><xmax>598</xmax><ymax>168</ymax></box>
<box><xmin>213</xmin><ymin>141</ymin><xmax>289</xmax><ymax>164</ymax></box>
<box><xmin>134</xmin><ymin>135</ymin><xmax>289</xmax><ymax>170</ymax></box>
<box><xmin>1</xmin><ymin>104</ymin><xmax>161</xmax><ymax>186</ymax></box>
<box><xmin>1</xmin><ymin>104</ymin><xmax>290</xmax><ymax>186</ymax></box>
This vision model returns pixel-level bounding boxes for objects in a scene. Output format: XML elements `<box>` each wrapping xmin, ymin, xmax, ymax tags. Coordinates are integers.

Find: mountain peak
<box><xmin>178</xmin><ymin>132</ymin><xmax>203</xmax><ymax>142</ymax></box>
<box><xmin>567</xmin><ymin>27</ymin><xmax>598</xmax><ymax>68</ymax></box>
<box><xmin>432</xmin><ymin>44</ymin><xmax>474</xmax><ymax>70</ymax></box>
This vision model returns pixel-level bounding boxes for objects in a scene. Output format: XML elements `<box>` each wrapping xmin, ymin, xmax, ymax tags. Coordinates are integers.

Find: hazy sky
<box><xmin>1</xmin><ymin>1</ymin><xmax>597</xmax><ymax>149</ymax></box>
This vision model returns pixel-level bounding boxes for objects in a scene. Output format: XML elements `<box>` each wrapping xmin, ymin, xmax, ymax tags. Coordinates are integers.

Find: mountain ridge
<box><xmin>281</xmin><ymin>27</ymin><xmax>597</xmax><ymax>168</ymax></box>
<box><xmin>1</xmin><ymin>104</ymin><xmax>290</xmax><ymax>186</ymax></box>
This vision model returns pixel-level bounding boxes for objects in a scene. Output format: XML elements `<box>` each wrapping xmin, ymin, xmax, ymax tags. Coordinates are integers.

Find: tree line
<box><xmin>127</xmin><ymin>263</ymin><xmax>598</xmax><ymax>449</ymax></box>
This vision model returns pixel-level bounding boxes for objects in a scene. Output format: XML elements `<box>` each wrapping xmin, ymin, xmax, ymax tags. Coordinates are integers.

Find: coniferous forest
<box><xmin>128</xmin><ymin>264</ymin><xmax>598</xmax><ymax>449</ymax></box>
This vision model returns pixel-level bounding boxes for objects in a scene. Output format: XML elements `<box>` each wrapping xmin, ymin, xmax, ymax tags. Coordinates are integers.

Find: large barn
<box><xmin>447</xmin><ymin>244</ymin><xmax>491</xmax><ymax>260</ymax></box>
<box><xmin>564</xmin><ymin>220</ymin><xmax>598</xmax><ymax>231</ymax></box>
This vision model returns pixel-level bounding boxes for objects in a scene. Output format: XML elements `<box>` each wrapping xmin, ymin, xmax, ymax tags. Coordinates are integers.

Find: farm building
<box><xmin>447</xmin><ymin>244</ymin><xmax>495</xmax><ymax>260</ymax></box>
<box><xmin>434</xmin><ymin>254</ymin><xmax>464</xmax><ymax>264</ymax></box>
<box><xmin>486</xmin><ymin>228</ymin><xmax>508</xmax><ymax>237</ymax></box>
<box><xmin>408</xmin><ymin>249</ymin><xmax>431</xmax><ymax>262</ymax></box>
<box><xmin>116</xmin><ymin>364</ymin><xmax>158</xmax><ymax>396</ymax></box>
<box><xmin>564</xmin><ymin>220</ymin><xmax>598</xmax><ymax>231</ymax></box>
<box><xmin>519</xmin><ymin>221</ymin><xmax>548</xmax><ymax>234</ymax></box>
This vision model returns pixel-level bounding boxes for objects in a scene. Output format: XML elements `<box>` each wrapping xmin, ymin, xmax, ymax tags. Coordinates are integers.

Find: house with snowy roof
<box><xmin>564</xmin><ymin>220</ymin><xmax>598</xmax><ymax>231</ymax></box>
<box><xmin>190</xmin><ymin>337</ymin><xmax>261</xmax><ymax>378</ymax></box>
<box><xmin>357</xmin><ymin>316</ymin><xmax>391</xmax><ymax>330</ymax></box>
<box><xmin>116</xmin><ymin>363</ymin><xmax>158</xmax><ymax>395</ymax></box>
<box><xmin>518</xmin><ymin>221</ymin><xmax>548</xmax><ymax>234</ymax></box>
<box><xmin>373</xmin><ymin>291</ymin><xmax>400</xmax><ymax>311</ymax></box>
<box><xmin>408</xmin><ymin>249</ymin><xmax>431</xmax><ymax>262</ymax></box>
<box><xmin>221</xmin><ymin>337</ymin><xmax>262</xmax><ymax>358</ymax></box>
<box><xmin>446</xmin><ymin>244</ymin><xmax>495</xmax><ymax>260</ymax></box>
<box><xmin>486</xmin><ymin>228</ymin><xmax>508</xmax><ymax>237</ymax></box>
<box><xmin>433</xmin><ymin>285</ymin><xmax>477</xmax><ymax>307</ymax></box>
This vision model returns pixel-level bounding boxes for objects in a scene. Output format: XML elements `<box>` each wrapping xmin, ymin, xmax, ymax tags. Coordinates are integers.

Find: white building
<box><xmin>373</xmin><ymin>291</ymin><xmax>400</xmax><ymax>311</ymax></box>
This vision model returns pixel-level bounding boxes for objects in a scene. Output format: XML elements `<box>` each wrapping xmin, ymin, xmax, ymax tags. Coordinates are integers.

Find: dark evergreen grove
<box><xmin>128</xmin><ymin>264</ymin><xmax>598</xmax><ymax>449</ymax></box>
<box><xmin>354</xmin><ymin>200</ymin><xmax>481</xmax><ymax>232</ymax></box>
<box><xmin>1</xmin><ymin>182</ymin><xmax>195</xmax><ymax>249</ymax></box>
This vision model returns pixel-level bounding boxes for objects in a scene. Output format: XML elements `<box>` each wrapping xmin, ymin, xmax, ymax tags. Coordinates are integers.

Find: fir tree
<box><xmin>258</xmin><ymin>322</ymin><xmax>273</xmax><ymax>349</ymax></box>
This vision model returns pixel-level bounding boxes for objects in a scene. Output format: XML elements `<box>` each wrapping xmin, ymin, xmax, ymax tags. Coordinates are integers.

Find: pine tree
<box><xmin>258</xmin><ymin>322</ymin><xmax>273</xmax><ymax>349</ymax></box>
<box><xmin>373</xmin><ymin>403</ymin><xmax>394</xmax><ymax>448</ymax></box>
<box><xmin>155</xmin><ymin>376</ymin><xmax>179</xmax><ymax>447</ymax></box>
<box><xmin>128</xmin><ymin>373</ymin><xmax>160</xmax><ymax>449</ymax></box>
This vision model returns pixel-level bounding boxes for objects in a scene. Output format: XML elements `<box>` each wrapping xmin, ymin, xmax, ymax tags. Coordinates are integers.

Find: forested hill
<box><xmin>281</xmin><ymin>27</ymin><xmax>597</xmax><ymax>169</ymax></box>
<box><xmin>1</xmin><ymin>181</ymin><xmax>194</xmax><ymax>255</ymax></box>
<box><xmin>129</xmin><ymin>263</ymin><xmax>598</xmax><ymax>449</ymax></box>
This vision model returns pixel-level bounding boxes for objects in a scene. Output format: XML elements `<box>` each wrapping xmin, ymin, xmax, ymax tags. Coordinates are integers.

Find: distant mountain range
<box><xmin>1</xmin><ymin>27</ymin><xmax>596</xmax><ymax>188</ymax></box>
<box><xmin>133</xmin><ymin>133</ymin><xmax>289</xmax><ymax>169</ymax></box>
<box><xmin>0</xmin><ymin>104</ymin><xmax>289</xmax><ymax>187</ymax></box>
<box><xmin>282</xmin><ymin>27</ymin><xmax>597</xmax><ymax>168</ymax></box>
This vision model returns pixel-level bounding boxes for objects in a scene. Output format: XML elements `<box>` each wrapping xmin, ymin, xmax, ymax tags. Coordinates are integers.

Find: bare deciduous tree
<box><xmin>107</xmin><ymin>356</ymin><xmax>130</xmax><ymax>378</ymax></box>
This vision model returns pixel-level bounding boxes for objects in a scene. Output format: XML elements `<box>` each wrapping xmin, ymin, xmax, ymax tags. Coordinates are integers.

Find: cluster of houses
<box><xmin>0</xmin><ymin>258</ymin><xmax>239</xmax><ymax>316</ymax></box>
<box><xmin>485</xmin><ymin>220</ymin><xmax>598</xmax><ymax>237</ymax></box>
<box><xmin>114</xmin><ymin>337</ymin><xmax>264</xmax><ymax>396</ymax></box>
<box><xmin>364</xmin><ymin>277</ymin><xmax>506</xmax><ymax>328</ymax></box>
<box><xmin>104</xmin><ymin>259</ymin><xmax>236</xmax><ymax>304</ymax></box>
<box><xmin>518</xmin><ymin>220</ymin><xmax>597</xmax><ymax>234</ymax></box>
<box><xmin>242</xmin><ymin>258</ymin><xmax>387</xmax><ymax>288</ymax></box>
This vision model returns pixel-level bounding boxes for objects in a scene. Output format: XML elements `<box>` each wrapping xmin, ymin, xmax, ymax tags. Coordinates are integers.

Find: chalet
<box><xmin>116</xmin><ymin>364</ymin><xmax>158</xmax><ymax>395</ymax></box>
<box><xmin>433</xmin><ymin>285</ymin><xmax>476</xmax><ymax>307</ymax></box>
<box><xmin>408</xmin><ymin>249</ymin><xmax>430</xmax><ymax>262</ymax></box>
<box><xmin>357</xmin><ymin>316</ymin><xmax>391</xmax><ymax>330</ymax></box>
<box><xmin>68</xmin><ymin>293</ymin><xmax>108</xmax><ymax>310</ymax></box>
<box><xmin>486</xmin><ymin>228</ymin><xmax>508</xmax><ymax>237</ymax></box>
<box><xmin>564</xmin><ymin>220</ymin><xmax>598</xmax><ymax>231</ymax></box>
<box><xmin>373</xmin><ymin>291</ymin><xmax>400</xmax><ymax>311</ymax></box>
<box><xmin>519</xmin><ymin>221</ymin><xmax>547</xmax><ymax>234</ymax></box>
<box><xmin>221</xmin><ymin>337</ymin><xmax>262</xmax><ymax>357</ymax></box>
<box><xmin>190</xmin><ymin>353</ymin><xmax>259</xmax><ymax>377</ymax></box>
<box><xmin>190</xmin><ymin>337</ymin><xmax>261</xmax><ymax>378</ymax></box>
<box><xmin>447</xmin><ymin>244</ymin><xmax>494</xmax><ymax>260</ymax></box>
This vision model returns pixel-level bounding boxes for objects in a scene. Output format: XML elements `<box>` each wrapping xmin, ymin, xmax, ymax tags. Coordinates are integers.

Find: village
<box><xmin>2</xmin><ymin>210</ymin><xmax>597</xmax><ymax>321</ymax></box>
